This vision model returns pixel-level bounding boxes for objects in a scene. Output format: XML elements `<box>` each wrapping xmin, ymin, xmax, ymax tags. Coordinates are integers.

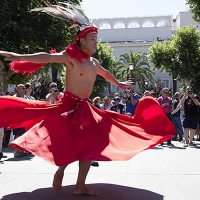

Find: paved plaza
<box><xmin>1</xmin><ymin>140</ymin><xmax>200</xmax><ymax>200</ymax></box>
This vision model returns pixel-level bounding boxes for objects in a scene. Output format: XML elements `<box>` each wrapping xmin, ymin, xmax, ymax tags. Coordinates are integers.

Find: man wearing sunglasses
<box><xmin>12</xmin><ymin>84</ymin><xmax>27</xmax><ymax>157</ymax></box>
<box><xmin>157</xmin><ymin>88</ymin><xmax>174</xmax><ymax>146</ymax></box>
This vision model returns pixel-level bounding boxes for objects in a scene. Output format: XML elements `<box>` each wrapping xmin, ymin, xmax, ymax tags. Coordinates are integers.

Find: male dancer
<box><xmin>0</xmin><ymin>1</ymin><xmax>175</xmax><ymax>196</ymax></box>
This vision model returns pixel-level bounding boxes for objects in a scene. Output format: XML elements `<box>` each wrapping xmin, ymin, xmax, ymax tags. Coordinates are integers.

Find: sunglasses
<box><xmin>164</xmin><ymin>92</ymin><xmax>169</xmax><ymax>94</ymax></box>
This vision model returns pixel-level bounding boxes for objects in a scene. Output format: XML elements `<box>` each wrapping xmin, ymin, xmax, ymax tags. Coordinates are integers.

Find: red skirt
<box><xmin>0</xmin><ymin>91</ymin><xmax>175</xmax><ymax>166</ymax></box>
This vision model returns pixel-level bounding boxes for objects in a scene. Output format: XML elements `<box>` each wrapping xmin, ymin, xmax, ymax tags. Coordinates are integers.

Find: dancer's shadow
<box><xmin>1</xmin><ymin>183</ymin><xmax>164</xmax><ymax>200</ymax></box>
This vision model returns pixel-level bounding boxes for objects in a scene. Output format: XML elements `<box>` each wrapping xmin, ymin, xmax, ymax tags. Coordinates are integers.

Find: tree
<box><xmin>148</xmin><ymin>39</ymin><xmax>179</xmax><ymax>93</ymax></box>
<box><xmin>115</xmin><ymin>51</ymin><xmax>154</xmax><ymax>91</ymax></box>
<box><xmin>0</xmin><ymin>0</ymin><xmax>81</xmax><ymax>94</ymax></box>
<box><xmin>148</xmin><ymin>25</ymin><xmax>200</xmax><ymax>94</ymax></box>
<box><xmin>92</xmin><ymin>41</ymin><xmax>115</xmax><ymax>98</ymax></box>
<box><xmin>186</xmin><ymin>0</ymin><xmax>200</xmax><ymax>22</ymax></box>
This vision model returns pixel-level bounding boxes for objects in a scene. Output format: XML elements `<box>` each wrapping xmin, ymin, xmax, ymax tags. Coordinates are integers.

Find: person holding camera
<box><xmin>180</xmin><ymin>86</ymin><xmax>199</xmax><ymax>147</ymax></box>
<box><xmin>157</xmin><ymin>88</ymin><xmax>174</xmax><ymax>146</ymax></box>
<box><xmin>110</xmin><ymin>97</ymin><xmax>125</xmax><ymax>114</ymax></box>
<box><xmin>171</xmin><ymin>92</ymin><xmax>184</xmax><ymax>142</ymax></box>
<box><xmin>122</xmin><ymin>85</ymin><xmax>139</xmax><ymax>116</ymax></box>
<box><xmin>46</xmin><ymin>82</ymin><xmax>62</xmax><ymax>104</ymax></box>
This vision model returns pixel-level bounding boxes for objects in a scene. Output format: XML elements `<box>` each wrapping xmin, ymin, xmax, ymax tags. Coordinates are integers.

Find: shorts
<box><xmin>13</xmin><ymin>128</ymin><xmax>25</xmax><ymax>136</ymax></box>
<box><xmin>183</xmin><ymin>116</ymin><xmax>199</xmax><ymax>129</ymax></box>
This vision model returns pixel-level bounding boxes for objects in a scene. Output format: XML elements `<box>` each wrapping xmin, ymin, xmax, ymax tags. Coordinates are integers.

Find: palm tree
<box><xmin>115</xmin><ymin>51</ymin><xmax>154</xmax><ymax>90</ymax></box>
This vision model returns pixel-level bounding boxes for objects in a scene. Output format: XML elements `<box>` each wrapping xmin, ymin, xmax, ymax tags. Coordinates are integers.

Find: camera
<box><xmin>169</xmin><ymin>100</ymin><xmax>172</xmax><ymax>105</ymax></box>
<box><xmin>188</xmin><ymin>90</ymin><xmax>193</xmax><ymax>94</ymax></box>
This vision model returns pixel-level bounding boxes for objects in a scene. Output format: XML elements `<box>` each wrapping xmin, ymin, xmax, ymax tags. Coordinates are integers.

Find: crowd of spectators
<box><xmin>91</xmin><ymin>85</ymin><xmax>200</xmax><ymax>148</ymax></box>
<box><xmin>3</xmin><ymin>76</ymin><xmax>63</xmax><ymax>100</ymax></box>
<box><xmin>1</xmin><ymin>80</ymin><xmax>200</xmax><ymax>160</ymax></box>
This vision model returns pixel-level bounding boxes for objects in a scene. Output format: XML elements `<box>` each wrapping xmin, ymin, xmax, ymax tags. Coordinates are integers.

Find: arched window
<box><xmin>113</xmin><ymin>22</ymin><xmax>125</xmax><ymax>29</ymax></box>
<box><xmin>99</xmin><ymin>22</ymin><xmax>111</xmax><ymax>29</ymax></box>
<box><xmin>142</xmin><ymin>20</ymin><xmax>155</xmax><ymax>28</ymax></box>
<box><xmin>127</xmin><ymin>21</ymin><xmax>140</xmax><ymax>28</ymax></box>
<box><xmin>156</xmin><ymin>20</ymin><xmax>170</xmax><ymax>27</ymax></box>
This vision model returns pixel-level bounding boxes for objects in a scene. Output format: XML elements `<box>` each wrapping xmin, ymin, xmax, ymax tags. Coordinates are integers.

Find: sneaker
<box><xmin>184</xmin><ymin>144</ymin><xmax>188</xmax><ymax>147</ymax></box>
<box><xmin>14</xmin><ymin>152</ymin><xmax>24</xmax><ymax>157</ymax></box>
<box><xmin>0</xmin><ymin>152</ymin><xmax>3</xmax><ymax>160</ymax></box>
<box><xmin>91</xmin><ymin>162</ymin><xmax>99</xmax><ymax>167</ymax></box>
<box><xmin>167</xmin><ymin>143</ymin><xmax>174</xmax><ymax>147</ymax></box>
<box><xmin>188</xmin><ymin>143</ymin><xmax>196</xmax><ymax>147</ymax></box>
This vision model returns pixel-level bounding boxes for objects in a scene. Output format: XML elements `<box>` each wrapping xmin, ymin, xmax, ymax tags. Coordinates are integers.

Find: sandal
<box><xmin>189</xmin><ymin>143</ymin><xmax>196</xmax><ymax>147</ymax></box>
<box><xmin>14</xmin><ymin>152</ymin><xmax>24</xmax><ymax>157</ymax></box>
<box><xmin>23</xmin><ymin>152</ymin><xmax>31</xmax><ymax>156</ymax></box>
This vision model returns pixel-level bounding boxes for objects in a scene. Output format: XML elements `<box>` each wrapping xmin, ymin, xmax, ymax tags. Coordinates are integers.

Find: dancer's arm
<box><xmin>95</xmin><ymin>59</ymin><xmax>131</xmax><ymax>90</ymax></box>
<box><xmin>0</xmin><ymin>50</ymin><xmax>68</xmax><ymax>64</ymax></box>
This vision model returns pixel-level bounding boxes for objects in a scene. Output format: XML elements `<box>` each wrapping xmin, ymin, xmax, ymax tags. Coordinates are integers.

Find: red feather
<box><xmin>10</xmin><ymin>61</ymin><xmax>46</xmax><ymax>74</ymax></box>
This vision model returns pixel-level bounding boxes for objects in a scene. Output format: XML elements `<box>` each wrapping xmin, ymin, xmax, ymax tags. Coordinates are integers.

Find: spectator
<box><xmin>0</xmin><ymin>127</ymin><xmax>4</xmax><ymax>160</ymax></box>
<box><xmin>110</xmin><ymin>97</ymin><xmax>125</xmax><ymax>114</ymax></box>
<box><xmin>180</xmin><ymin>86</ymin><xmax>199</xmax><ymax>147</ymax></box>
<box><xmin>142</xmin><ymin>90</ymin><xmax>152</xmax><ymax>98</ymax></box>
<box><xmin>157</xmin><ymin>88</ymin><xmax>174</xmax><ymax>146</ymax></box>
<box><xmin>103</xmin><ymin>96</ymin><xmax>112</xmax><ymax>110</ymax></box>
<box><xmin>46</xmin><ymin>82</ymin><xmax>62</xmax><ymax>104</ymax></box>
<box><xmin>122</xmin><ymin>84</ymin><xmax>139</xmax><ymax>116</ymax></box>
<box><xmin>25</xmin><ymin>83</ymin><xmax>35</xmax><ymax>100</ymax></box>
<box><xmin>171</xmin><ymin>92</ymin><xmax>184</xmax><ymax>142</ymax></box>
<box><xmin>150</xmin><ymin>91</ymin><xmax>157</xmax><ymax>99</ymax></box>
<box><xmin>12</xmin><ymin>84</ymin><xmax>26</xmax><ymax>157</ymax></box>
<box><xmin>93</xmin><ymin>96</ymin><xmax>101</xmax><ymax>109</ymax></box>
<box><xmin>3</xmin><ymin>92</ymin><xmax>12</xmax><ymax>146</ymax></box>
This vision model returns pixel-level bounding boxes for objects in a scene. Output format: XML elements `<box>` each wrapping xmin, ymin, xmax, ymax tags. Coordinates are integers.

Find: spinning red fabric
<box><xmin>0</xmin><ymin>92</ymin><xmax>175</xmax><ymax>166</ymax></box>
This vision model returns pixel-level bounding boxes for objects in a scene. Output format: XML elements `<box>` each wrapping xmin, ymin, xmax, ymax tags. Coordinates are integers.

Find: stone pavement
<box><xmin>1</xmin><ymin>141</ymin><xmax>200</xmax><ymax>200</ymax></box>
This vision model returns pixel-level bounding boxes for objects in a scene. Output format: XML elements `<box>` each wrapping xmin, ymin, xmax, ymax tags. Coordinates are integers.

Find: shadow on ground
<box><xmin>1</xmin><ymin>183</ymin><xmax>164</xmax><ymax>200</ymax></box>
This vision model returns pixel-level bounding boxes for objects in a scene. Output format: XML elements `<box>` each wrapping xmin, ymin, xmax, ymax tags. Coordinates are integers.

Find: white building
<box><xmin>92</xmin><ymin>11</ymin><xmax>200</xmax><ymax>96</ymax></box>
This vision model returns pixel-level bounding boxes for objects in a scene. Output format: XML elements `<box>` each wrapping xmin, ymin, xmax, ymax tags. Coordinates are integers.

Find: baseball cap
<box><xmin>49</xmin><ymin>82</ymin><xmax>57</xmax><ymax>88</ymax></box>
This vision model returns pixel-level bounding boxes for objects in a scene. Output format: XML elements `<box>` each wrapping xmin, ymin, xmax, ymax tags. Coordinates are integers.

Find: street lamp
<box><xmin>145</xmin><ymin>80</ymin><xmax>148</xmax><ymax>89</ymax></box>
<box><xmin>128</xmin><ymin>63</ymin><xmax>134</xmax><ymax>82</ymax></box>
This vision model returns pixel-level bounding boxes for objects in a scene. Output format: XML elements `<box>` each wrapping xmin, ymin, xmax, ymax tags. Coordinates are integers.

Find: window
<box><xmin>127</xmin><ymin>21</ymin><xmax>140</xmax><ymax>28</ymax></box>
<box><xmin>99</xmin><ymin>22</ymin><xmax>111</xmax><ymax>29</ymax></box>
<box><xmin>113</xmin><ymin>22</ymin><xmax>125</xmax><ymax>29</ymax></box>
<box><xmin>162</xmin><ymin>80</ymin><xmax>169</xmax><ymax>88</ymax></box>
<box><xmin>157</xmin><ymin>20</ymin><xmax>169</xmax><ymax>27</ymax></box>
<box><xmin>142</xmin><ymin>20</ymin><xmax>155</xmax><ymax>27</ymax></box>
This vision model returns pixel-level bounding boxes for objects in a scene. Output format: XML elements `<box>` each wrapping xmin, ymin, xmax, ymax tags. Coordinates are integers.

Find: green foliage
<box><xmin>186</xmin><ymin>0</ymin><xmax>200</xmax><ymax>22</ymax></box>
<box><xmin>148</xmin><ymin>25</ymin><xmax>200</xmax><ymax>94</ymax></box>
<box><xmin>0</xmin><ymin>0</ymin><xmax>81</xmax><ymax>85</ymax></box>
<box><xmin>91</xmin><ymin>41</ymin><xmax>115</xmax><ymax>98</ymax></box>
<box><xmin>115</xmin><ymin>51</ymin><xmax>154</xmax><ymax>90</ymax></box>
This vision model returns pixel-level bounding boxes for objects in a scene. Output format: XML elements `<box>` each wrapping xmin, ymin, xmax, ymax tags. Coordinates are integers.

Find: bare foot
<box><xmin>74</xmin><ymin>187</ymin><xmax>100</xmax><ymax>196</ymax></box>
<box><xmin>52</xmin><ymin>170</ymin><xmax>64</xmax><ymax>191</ymax></box>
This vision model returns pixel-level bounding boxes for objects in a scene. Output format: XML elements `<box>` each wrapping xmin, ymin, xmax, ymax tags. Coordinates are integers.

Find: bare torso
<box><xmin>64</xmin><ymin>55</ymin><xmax>98</xmax><ymax>99</ymax></box>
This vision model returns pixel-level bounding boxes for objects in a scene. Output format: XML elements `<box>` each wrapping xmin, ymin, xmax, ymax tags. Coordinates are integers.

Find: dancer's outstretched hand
<box><xmin>0</xmin><ymin>51</ymin><xmax>20</xmax><ymax>61</ymax></box>
<box><xmin>118</xmin><ymin>81</ymin><xmax>134</xmax><ymax>90</ymax></box>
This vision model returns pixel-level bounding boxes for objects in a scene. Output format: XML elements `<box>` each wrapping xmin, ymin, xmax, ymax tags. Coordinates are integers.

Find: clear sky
<box><xmin>80</xmin><ymin>0</ymin><xmax>189</xmax><ymax>19</ymax></box>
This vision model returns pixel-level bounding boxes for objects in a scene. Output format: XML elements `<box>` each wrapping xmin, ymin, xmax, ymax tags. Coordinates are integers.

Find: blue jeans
<box><xmin>171</xmin><ymin>116</ymin><xmax>183</xmax><ymax>140</ymax></box>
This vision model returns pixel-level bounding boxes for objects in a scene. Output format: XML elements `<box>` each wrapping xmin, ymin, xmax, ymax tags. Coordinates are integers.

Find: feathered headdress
<box><xmin>10</xmin><ymin>0</ymin><xmax>98</xmax><ymax>74</ymax></box>
<box><xmin>31</xmin><ymin>0</ymin><xmax>92</xmax><ymax>28</ymax></box>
